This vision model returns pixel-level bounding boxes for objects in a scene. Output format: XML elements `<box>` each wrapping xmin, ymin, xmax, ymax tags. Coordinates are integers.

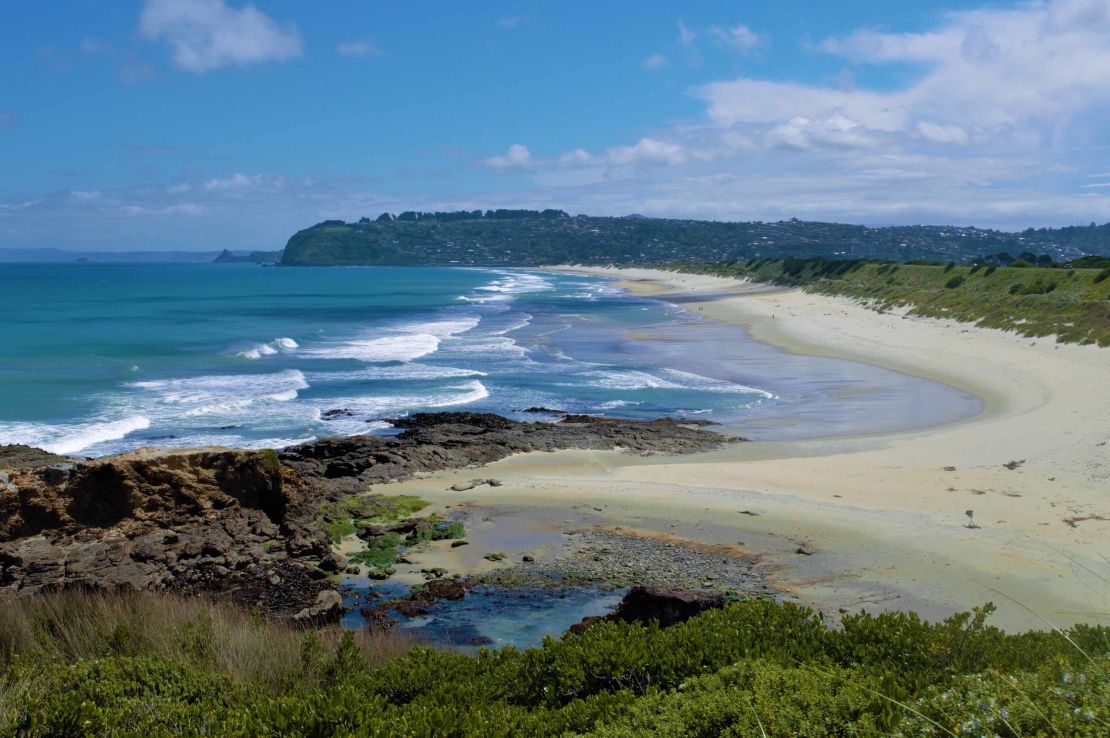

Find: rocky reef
<box><xmin>0</xmin><ymin>413</ymin><xmax>732</xmax><ymax>619</ymax></box>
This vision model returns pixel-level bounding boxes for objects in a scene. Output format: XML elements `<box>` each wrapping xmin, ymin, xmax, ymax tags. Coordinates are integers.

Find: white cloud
<box><xmin>70</xmin><ymin>190</ymin><xmax>102</xmax><ymax>201</ymax></box>
<box><xmin>338</xmin><ymin>41</ymin><xmax>381</xmax><ymax>57</ymax></box>
<box><xmin>765</xmin><ymin>113</ymin><xmax>882</xmax><ymax>151</ymax></box>
<box><xmin>0</xmin><ymin>111</ymin><xmax>21</xmax><ymax>128</ymax></box>
<box><xmin>139</xmin><ymin>0</ymin><xmax>302</xmax><ymax>73</ymax></box>
<box><xmin>709</xmin><ymin>24</ymin><xmax>763</xmax><ymax>53</ymax></box>
<box><xmin>473</xmin><ymin>1</ymin><xmax>1110</xmax><ymax>226</ymax></box>
<box><xmin>677</xmin><ymin>20</ymin><xmax>696</xmax><ymax>45</ymax></box>
<box><xmin>916</xmin><ymin>121</ymin><xmax>970</xmax><ymax>145</ymax></box>
<box><xmin>0</xmin><ymin>199</ymin><xmax>39</xmax><ymax>211</ymax></box>
<box><xmin>122</xmin><ymin>202</ymin><xmax>205</xmax><ymax>216</ymax></box>
<box><xmin>642</xmin><ymin>52</ymin><xmax>668</xmax><ymax>70</ymax></box>
<box><xmin>498</xmin><ymin>17</ymin><xmax>521</xmax><ymax>29</ymax></box>
<box><xmin>606</xmin><ymin>138</ymin><xmax>688</xmax><ymax>166</ymax></box>
<box><xmin>203</xmin><ymin>172</ymin><xmax>284</xmax><ymax>193</ymax></box>
<box><xmin>484</xmin><ymin>138</ymin><xmax>695</xmax><ymax>175</ymax></box>
<box><xmin>558</xmin><ymin>149</ymin><xmax>594</xmax><ymax>166</ymax></box>
<box><xmin>483</xmin><ymin>144</ymin><xmax>534</xmax><ymax>170</ymax></box>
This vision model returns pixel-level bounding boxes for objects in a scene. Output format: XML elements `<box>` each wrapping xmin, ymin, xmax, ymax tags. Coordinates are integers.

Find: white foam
<box><xmin>237</xmin><ymin>435</ymin><xmax>317</xmax><ymax>450</ymax></box>
<box><xmin>403</xmin><ymin>317</ymin><xmax>481</xmax><ymax>337</ymax></box>
<box><xmin>426</xmin><ymin>379</ymin><xmax>489</xmax><ymax>407</ymax></box>
<box><xmin>660</xmin><ymin>369</ymin><xmax>777</xmax><ymax>399</ymax></box>
<box><xmin>573</xmin><ymin>368</ymin><xmax>777</xmax><ymax>397</ymax></box>
<box><xmin>237</xmin><ymin>336</ymin><xmax>299</xmax><ymax>359</ymax></box>
<box><xmin>597</xmin><ymin>399</ymin><xmax>640</xmax><ymax>409</ymax></box>
<box><xmin>463</xmin><ymin>272</ymin><xmax>554</xmax><ymax>303</ymax></box>
<box><xmin>322</xmin><ymin>380</ymin><xmax>491</xmax><ymax>426</ymax></box>
<box><xmin>132</xmin><ymin>369</ymin><xmax>310</xmax><ymax>413</ymax></box>
<box><xmin>322</xmin><ymin>333</ymin><xmax>442</xmax><ymax>363</ymax></box>
<box><xmin>488</xmin><ymin>313</ymin><xmax>533</xmax><ymax>336</ymax></box>
<box><xmin>0</xmin><ymin>415</ymin><xmax>153</xmax><ymax>456</ymax></box>
<box><xmin>312</xmin><ymin>316</ymin><xmax>480</xmax><ymax>364</ymax></box>
<box><xmin>308</xmin><ymin>364</ymin><xmax>486</xmax><ymax>383</ymax></box>
<box><xmin>238</xmin><ymin>344</ymin><xmax>277</xmax><ymax>360</ymax></box>
<box><xmin>579</xmin><ymin>370</ymin><xmax>686</xmax><ymax>391</ymax></box>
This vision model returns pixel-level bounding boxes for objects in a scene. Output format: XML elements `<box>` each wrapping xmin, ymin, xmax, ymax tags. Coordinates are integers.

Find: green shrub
<box><xmin>944</xmin><ymin>276</ymin><xmax>965</xmax><ymax>288</ymax></box>
<box><xmin>2</xmin><ymin>594</ymin><xmax>1107</xmax><ymax>737</ymax></box>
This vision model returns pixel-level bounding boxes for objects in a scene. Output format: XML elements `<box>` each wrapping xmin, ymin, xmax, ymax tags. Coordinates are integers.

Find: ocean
<box><xmin>0</xmin><ymin>263</ymin><xmax>979</xmax><ymax>456</ymax></box>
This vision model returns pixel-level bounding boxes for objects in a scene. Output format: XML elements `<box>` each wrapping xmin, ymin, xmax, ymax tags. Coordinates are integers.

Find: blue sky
<box><xmin>2</xmin><ymin>0</ymin><xmax>1110</xmax><ymax>251</ymax></box>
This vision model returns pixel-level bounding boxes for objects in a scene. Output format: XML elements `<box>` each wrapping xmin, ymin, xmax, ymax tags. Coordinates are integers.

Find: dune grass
<box><xmin>674</xmin><ymin>258</ymin><xmax>1110</xmax><ymax>346</ymax></box>
<box><xmin>0</xmin><ymin>590</ymin><xmax>415</xmax><ymax>695</ymax></box>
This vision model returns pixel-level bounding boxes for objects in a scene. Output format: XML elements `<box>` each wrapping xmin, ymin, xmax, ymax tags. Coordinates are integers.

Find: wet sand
<box><xmin>374</xmin><ymin>267</ymin><xmax>1110</xmax><ymax>630</ymax></box>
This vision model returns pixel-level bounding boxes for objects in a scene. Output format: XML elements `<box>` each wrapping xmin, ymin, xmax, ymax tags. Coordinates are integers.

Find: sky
<box><xmin>3</xmin><ymin>0</ymin><xmax>1110</xmax><ymax>251</ymax></box>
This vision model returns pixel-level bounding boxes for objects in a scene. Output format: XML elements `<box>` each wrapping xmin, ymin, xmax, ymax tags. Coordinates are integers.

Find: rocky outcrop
<box><xmin>570</xmin><ymin>586</ymin><xmax>727</xmax><ymax>633</ymax></box>
<box><xmin>0</xmin><ymin>413</ymin><xmax>732</xmax><ymax>617</ymax></box>
<box><xmin>0</xmin><ymin>447</ymin><xmax>330</xmax><ymax>616</ymax></box>
<box><xmin>280</xmin><ymin>412</ymin><xmax>733</xmax><ymax>490</ymax></box>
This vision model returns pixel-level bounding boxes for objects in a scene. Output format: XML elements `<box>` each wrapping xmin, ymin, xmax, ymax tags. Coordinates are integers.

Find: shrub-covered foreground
<box><xmin>0</xmin><ymin>593</ymin><xmax>1106</xmax><ymax>737</ymax></box>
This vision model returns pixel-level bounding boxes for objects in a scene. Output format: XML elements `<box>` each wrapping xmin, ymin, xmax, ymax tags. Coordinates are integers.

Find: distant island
<box><xmin>280</xmin><ymin>209</ymin><xmax>1110</xmax><ymax>267</ymax></box>
<box><xmin>213</xmin><ymin>248</ymin><xmax>284</xmax><ymax>264</ymax></box>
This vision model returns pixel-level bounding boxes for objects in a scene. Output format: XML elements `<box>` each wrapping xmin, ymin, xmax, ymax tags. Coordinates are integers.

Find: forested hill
<box><xmin>279</xmin><ymin>209</ymin><xmax>1110</xmax><ymax>266</ymax></box>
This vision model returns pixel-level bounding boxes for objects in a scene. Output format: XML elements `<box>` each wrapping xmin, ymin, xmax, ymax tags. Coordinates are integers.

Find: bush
<box><xmin>3</xmin><ymin>576</ymin><xmax>1108</xmax><ymax>736</ymax></box>
<box><xmin>1095</xmin><ymin>268</ymin><xmax>1110</xmax><ymax>284</ymax></box>
<box><xmin>945</xmin><ymin>276</ymin><xmax>965</xmax><ymax>288</ymax></box>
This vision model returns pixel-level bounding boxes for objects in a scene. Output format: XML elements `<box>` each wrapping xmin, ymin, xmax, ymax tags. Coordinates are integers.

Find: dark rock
<box><xmin>42</xmin><ymin>465</ymin><xmax>72</xmax><ymax>486</ymax></box>
<box><xmin>449</xmin><ymin>478</ymin><xmax>502</xmax><ymax>492</ymax></box>
<box><xmin>571</xmin><ymin>586</ymin><xmax>726</xmax><ymax>633</ymax></box>
<box><xmin>318</xmin><ymin>551</ymin><xmax>346</xmax><ymax>572</ymax></box>
<box><xmin>424</xmin><ymin>578</ymin><xmax>465</xmax><ymax>600</ymax></box>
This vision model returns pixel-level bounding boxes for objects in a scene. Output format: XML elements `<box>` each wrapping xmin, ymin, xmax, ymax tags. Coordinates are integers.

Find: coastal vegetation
<box><xmin>279</xmin><ymin>211</ymin><xmax>1110</xmax><ymax>268</ymax></box>
<box><xmin>674</xmin><ymin>257</ymin><xmax>1110</xmax><ymax>346</ymax></box>
<box><xmin>1</xmin><ymin>591</ymin><xmax>1106</xmax><ymax>737</ymax></box>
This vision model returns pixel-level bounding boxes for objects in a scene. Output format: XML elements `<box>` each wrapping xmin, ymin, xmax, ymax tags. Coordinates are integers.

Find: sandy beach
<box><xmin>381</xmin><ymin>266</ymin><xmax>1110</xmax><ymax>630</ymax></box>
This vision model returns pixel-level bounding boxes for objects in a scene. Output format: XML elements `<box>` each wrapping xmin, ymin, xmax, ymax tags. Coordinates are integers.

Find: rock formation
<box><xmin>0</xmin><ymin>413</ymin><xmax>733</xmax><ymax>618</ymax></box>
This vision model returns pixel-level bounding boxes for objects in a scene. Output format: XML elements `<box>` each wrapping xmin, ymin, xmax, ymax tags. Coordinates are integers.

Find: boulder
<box><xmin>292</xmin><ymin>589</ymin><xmax>343</xmax><ymax>626</ymax></box>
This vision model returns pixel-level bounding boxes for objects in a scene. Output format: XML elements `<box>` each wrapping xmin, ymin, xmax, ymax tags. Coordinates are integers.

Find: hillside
<box><xmin>279</xmin><ymin>210</ymin><xmax>1110</xmax><ymax>267</ymax></box>
<box><xmin>675</xmin><ymin>257</ymin><xmax>1110</xmax><ymax>346</ymax></box>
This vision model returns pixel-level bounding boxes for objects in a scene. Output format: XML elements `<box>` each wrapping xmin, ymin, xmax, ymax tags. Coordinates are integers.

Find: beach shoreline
<box><xmin>379</xmin><ymin>265</ymin><xmax>1110</xmax><ymax>630</ymax></box>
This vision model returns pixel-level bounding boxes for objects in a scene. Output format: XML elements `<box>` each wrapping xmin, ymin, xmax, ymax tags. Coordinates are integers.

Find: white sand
<box><xmin>383</xmin><ymin>267</ymin><xmax>1110</xmax><ymax>630</ymax></box>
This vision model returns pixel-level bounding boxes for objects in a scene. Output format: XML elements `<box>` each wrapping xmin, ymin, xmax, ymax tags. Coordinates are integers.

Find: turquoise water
<box><xmin>0</xmin><ymin>263</ymin><xmax>979</xmax><ymax>456</ymax></box>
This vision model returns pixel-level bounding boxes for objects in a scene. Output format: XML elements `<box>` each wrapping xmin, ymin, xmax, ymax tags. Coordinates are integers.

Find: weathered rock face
<box><xmin>0</xmin><ymin>414</ymin><xmax>732</xmax><ymax>617</ymax></box>
<box><xmin>0</xmin><ymin>448</ymin><xmax>329</xmax><ymax>614</ymax></box>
